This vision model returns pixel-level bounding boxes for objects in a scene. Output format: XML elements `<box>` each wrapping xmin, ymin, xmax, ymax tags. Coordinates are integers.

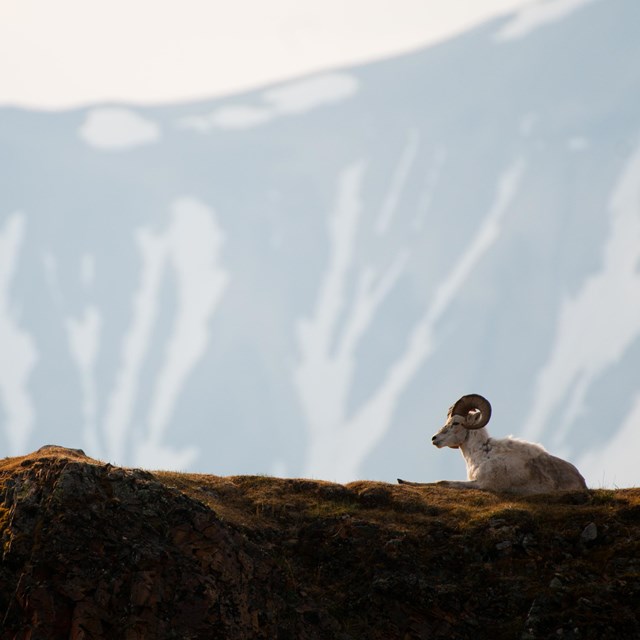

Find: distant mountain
<box><xmin>1</xmin><ymin>0</ymin><xmax>639</xmax><ymax>486</ymax></box>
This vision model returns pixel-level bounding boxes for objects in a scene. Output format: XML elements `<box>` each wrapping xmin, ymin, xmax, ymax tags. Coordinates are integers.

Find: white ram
<box><xmin>398</xmin><ymin>394</ymin><xmax>587</xmax><ymax>495</ymax></box>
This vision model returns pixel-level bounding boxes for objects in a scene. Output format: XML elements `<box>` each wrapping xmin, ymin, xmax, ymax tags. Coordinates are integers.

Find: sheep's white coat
<box><xmin>400</xmin><ymin>405</ymin><xmax>587</xmax><ymax>495</ymax></box>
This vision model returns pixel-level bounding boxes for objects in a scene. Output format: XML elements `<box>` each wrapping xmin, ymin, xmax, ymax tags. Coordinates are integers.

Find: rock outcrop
<box><xmin>0</xmin><ymin>446</ymin><xmax>638</xmax><ymax>639</ymax></box>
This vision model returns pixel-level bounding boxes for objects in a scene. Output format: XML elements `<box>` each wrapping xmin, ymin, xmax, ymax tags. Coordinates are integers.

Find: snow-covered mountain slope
<box><xmin>1</xmin><ymin>0</ymin><xmax>639</xmax><ymax>486</ymax></box>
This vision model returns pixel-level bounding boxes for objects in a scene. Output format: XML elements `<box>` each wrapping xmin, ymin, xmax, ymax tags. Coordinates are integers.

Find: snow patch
<box><xmin>179</xmin><ymin>73</ymin><xmax>359</xmax><ymax>132</ymax></box>
<box><xmin>41</xmin><ymin>250</ymin><xmax>63</xmax><ymax>307</ymax></box>
<box><xmin>102</xmin><ymin>197</ymin><xmax>229</xmax><ymax>469</ymax></box>
<box><xmin>265</xmin><ymin>73</ymin><xmax>359</xmax><ymax>115</ymax></box>
<box><xmin>80</xmin><ymin>253</ymin><xmax>96</xmax><ymax>287</ymax></box>
<box><xmin>376</xmin><ymin>129</ymin><xmax>421</xmax><ymax>235</ymax></box>
<box><xmin>294</xmin><ymin>161</ymin><xmax>408</xmax><ymax>481</ymax></box>
<box><xmin>579</xmin><ymin>393</ymin><xmax>640</xmax><ymax>488</ymax></box>
<box><xmin>79</xmin><ymin>108</ymin><xmax>160</xmax><ymax>150</ymax></box>
<box><xmin>524</xmin><ymin>141</ymin><xmax>640</xmax><ymax>451</ymax></box>
<box><xmin>414</xmin><ymin>149</ymin><xmax>447</xmax><ymax>230</ymax></box>
<box><xmin>294</xmin><ymin>158</ymin><xmax>525</xmax><ymax>482</ymax></box>
<box><xmin>425</xmin><ymin>158</ymin><xmax>525</xmax><ymax>325</ymax></box>
<box><xmin>0</xmin><ymin>213</ymin><xmax>38</xmax><ymax>454</ymax></box>
<box><xmin>142</xmin><ymin>197</ymin><xmax>229</xmax><ymax>451</ymax></box>
<box><xmin>208</xmin><ymin>105</ymin><xmax>272</xmax><ymax>130</ymax></box>
<box><xmin>66</xmin><ymin>307</ymin><xmax>101</xmax><ymax>454</ymax></box>
<box><xmin>103</xmin><ymin>226</ymin><xmax>167</xmax><ymax>462</ymax></box>
<box><xmin>132</xmin><ymin>440</ymin><xmax>199</xmax><ymax>473</ymax></box>
<box><xmin>495</xmin><ymin>0</ymin><xmax>596</xmax><ymax>41</ymax></box>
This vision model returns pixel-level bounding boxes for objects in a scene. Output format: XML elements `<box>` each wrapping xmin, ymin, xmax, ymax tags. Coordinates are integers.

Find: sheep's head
<box><xmin>432</xmin><ymin>394</ymin><xmax>492</xmax><ymax>449</ymax></box>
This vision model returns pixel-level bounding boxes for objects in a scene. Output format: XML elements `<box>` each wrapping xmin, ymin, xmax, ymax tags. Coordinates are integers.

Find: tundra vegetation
<box><xmin>0</xmin><ymin>446</ymin><xmax>637</xmax><ymax>639</ymax></box>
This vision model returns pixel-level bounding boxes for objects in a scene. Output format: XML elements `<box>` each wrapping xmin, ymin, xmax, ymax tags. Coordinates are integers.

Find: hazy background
<box><xmin>2</xmin><ymin>0</ymin><xmax>639</xmax><ymax>488</ymax></box>
<box><xmin>2</xmin><ymin>0</ymin><xmax>530</xmax><ymax>108</ymax></box>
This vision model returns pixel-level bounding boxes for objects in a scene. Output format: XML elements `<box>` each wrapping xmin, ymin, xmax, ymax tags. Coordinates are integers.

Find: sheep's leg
<box><xmin>397</xmin><ymin>478</ymin><xmax>430</xmax><ymax>486</ymax></box>
<box><xmin>397</xmin><ymin>478</ymin><xmax>487</xmax><ymax>491</ymax></box>
<box><xmin>436</xmin><ymin>480</ymin><xmax>487</xmax><ymax>491</ymax></box>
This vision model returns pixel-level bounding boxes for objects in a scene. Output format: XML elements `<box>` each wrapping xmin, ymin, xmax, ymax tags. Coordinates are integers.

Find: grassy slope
<box><xmin>157</xmin><ymin>469</ymin><xmax>640</xmax><ymax>638</ymax></box>
<box><xmin>0</xmin><ymin>447</ymin><xmax>638</xmax><ymax>639</ymax></box>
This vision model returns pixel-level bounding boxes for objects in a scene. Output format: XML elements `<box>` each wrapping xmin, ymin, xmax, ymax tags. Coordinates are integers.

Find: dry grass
<box><xmin>0</xmin><ymin>447</ymin><xmax>638</xmax><ymax>638</ymax></box>
<box><xmin>154</xmin><ymin>467</ymin><xmax>640</xmax><ymax>542</ymax></box>
<box><xmin>3</xmin><ymin>447</ymin><xmax>638</xmax><ymax>540</ymax></box>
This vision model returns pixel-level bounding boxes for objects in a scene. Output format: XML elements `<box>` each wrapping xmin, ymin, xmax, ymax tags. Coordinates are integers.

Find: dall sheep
<box><xmin>398</xmin><ymin>394</ymin><xmax>587</xmax><ymax>495</ymax></box>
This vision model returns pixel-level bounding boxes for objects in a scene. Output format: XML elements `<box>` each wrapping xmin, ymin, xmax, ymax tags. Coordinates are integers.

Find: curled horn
<box><xmin>449</xmin><ymin>394</ymin><xmax>492</xmax><ymax>430</ymax></box>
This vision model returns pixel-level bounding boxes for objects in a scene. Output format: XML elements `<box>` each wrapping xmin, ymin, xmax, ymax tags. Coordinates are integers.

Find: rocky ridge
<box><xmin>0</xmin><ymin>446</ymin><xmax>638</xmax><ymax>639</ymax></box>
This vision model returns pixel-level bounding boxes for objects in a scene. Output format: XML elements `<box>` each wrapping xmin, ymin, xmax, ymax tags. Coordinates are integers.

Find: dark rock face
<box><xmin>0</xmin><ymin>451</ymin><xmax>288</xmax><ymax>639</ymax></box>
<box><xmin>0</xmin><ymin>448</ymin><xmax>639</xmax><ymax>639</ymax></box>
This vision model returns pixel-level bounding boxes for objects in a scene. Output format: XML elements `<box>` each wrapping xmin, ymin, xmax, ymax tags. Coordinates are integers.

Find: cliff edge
<box><xmin>0</xmin><ymin>446</ymin><xmax>638</xmax><ymax>639</ymax></box>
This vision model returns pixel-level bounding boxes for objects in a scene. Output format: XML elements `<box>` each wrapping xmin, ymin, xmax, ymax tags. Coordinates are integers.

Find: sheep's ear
<box><xmin>466</xmin><ymin>409</ymin><xmax>484</xmax><ymax>428</ymax></box>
